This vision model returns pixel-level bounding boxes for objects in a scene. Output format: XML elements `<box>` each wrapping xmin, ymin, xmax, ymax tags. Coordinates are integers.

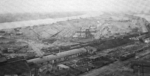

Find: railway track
<box><xmin>81</xmin><ymin>43</ymin><xmax>150</xmax><ymax>76</ymax></box>
<box><xmin>34</xmin><ymin>42</ymin><xmax>150</xmax><ymax>76</ymax></box>
<box><xmin>1</xmin><ymin>32</ymin><xmax>150</xmax><ymax>76</ymax></box>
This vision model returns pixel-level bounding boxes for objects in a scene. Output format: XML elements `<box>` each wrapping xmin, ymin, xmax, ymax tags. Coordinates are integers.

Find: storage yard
<box><xmin>0</xmin><ymin>13</ymin><xmax>150</xmax><ymax>76</ymax></box>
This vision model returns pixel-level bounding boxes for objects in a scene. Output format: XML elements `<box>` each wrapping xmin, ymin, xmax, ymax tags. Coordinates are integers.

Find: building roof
<box><xmin>57</xmin><ymin>64</ymin><xmax>70</xmax><ymax>69</ymax></box>
<box><xmin>27</xmin><ymin>48</ymin><xmax>87</xmax><ymax>63</ymax></box>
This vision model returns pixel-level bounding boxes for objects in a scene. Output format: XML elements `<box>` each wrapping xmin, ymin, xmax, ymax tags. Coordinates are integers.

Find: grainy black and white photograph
<box><xmin>0</xmin><ymin>0</ymin><xmax>150</xmax><ymax>76</ymax></box>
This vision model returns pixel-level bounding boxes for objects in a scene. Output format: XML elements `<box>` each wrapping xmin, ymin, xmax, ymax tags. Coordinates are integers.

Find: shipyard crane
<box><xmin>99</xmin><ymin>26</ymin><xmax>112</xmax><ymax>39</ymax></box>
<box><xmin>76</xmin><ymin>26</ymin><xmax>97</xmax><ymax>39</ymax></box>
<box><xmin>96</xmin><ymin>21</ymin><xmax>112</xmax><ymax>39</ymax></box>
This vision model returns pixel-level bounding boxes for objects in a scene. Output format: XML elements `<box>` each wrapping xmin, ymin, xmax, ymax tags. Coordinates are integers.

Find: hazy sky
<box><xmin>0</xmin><ymin>0</ymin><xmax>150</xmax><ymax>14</ymax></box>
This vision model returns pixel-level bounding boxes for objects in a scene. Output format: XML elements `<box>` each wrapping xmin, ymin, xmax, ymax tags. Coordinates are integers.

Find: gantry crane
<box><xmin>75</xmin><ymin>26</ymin><xmax>97</xmax><ymax>39</ymax></box>
<box><xmin>99</xmin><ymin>26</ymin><xmax>112</xmax><ymax>39</ymax></box>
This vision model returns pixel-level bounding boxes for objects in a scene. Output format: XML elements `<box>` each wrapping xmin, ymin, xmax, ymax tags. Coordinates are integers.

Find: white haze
<box><xmin>0</xmin><ymin>0</ymin><xmax>149</xmax><ymax>14</ymax></box>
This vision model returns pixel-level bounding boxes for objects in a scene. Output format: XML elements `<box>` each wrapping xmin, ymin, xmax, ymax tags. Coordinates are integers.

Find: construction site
<box><xmin>1</xmin><ymin>13</ymin><xmax>150</xmax><ymax>76</ymax></box>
